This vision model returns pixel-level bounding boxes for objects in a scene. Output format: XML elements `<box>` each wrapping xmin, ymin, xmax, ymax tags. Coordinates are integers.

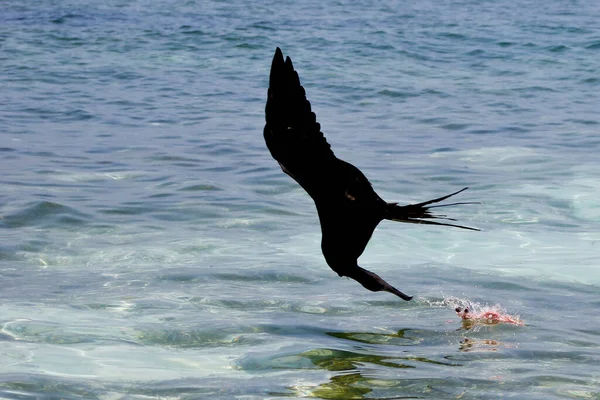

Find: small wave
<box><xmin>585</xmin><ymin>41</ymin><xmax>600</xmax><ymax>50</ymax></box>
<box><xmin>0</xmin><ymin>201</ymin><xmax>88</xmax><ymax>229</ymax></box>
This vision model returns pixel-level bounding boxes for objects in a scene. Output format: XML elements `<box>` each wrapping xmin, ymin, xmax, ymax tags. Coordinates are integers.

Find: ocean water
<box><xmin>2</xmin><ymin>0</ymin><xmax>600</xmax><ymax>398</ymax></box>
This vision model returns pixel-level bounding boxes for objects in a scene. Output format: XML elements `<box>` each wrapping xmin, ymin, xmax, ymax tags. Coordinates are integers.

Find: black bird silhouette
<box><xmin>264</xmin><ymin>48</ymin><xmax>478</xmax><ymax>301</ymax></box>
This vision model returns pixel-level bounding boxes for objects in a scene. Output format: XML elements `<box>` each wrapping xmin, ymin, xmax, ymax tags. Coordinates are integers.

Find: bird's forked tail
<box><xmin>385</xmin><ymin>187</ymin><xmax>479</xmax><ymax>231</ymax></box>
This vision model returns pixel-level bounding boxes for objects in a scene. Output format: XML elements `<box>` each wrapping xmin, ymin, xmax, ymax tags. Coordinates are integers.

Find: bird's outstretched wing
<box><xmin>264</xmin><ymin>48</ymin><xmax>392</xmax><ymax>259</ymax></box>
<box><xmin>263</xmin><ymin>48</ymin><xmax>478</xmax><ymax>301</ymax></box>
<box><xmin>264</xmin><ymin>47</ymin><xmax>337</xmax><ymax>199</ymax></box>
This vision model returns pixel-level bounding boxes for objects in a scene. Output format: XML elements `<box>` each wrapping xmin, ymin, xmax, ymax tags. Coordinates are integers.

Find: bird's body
<box><xmin>264</xmin><ymin>48</ymin><xmax>477</xmax><ymax>301</ymax></box>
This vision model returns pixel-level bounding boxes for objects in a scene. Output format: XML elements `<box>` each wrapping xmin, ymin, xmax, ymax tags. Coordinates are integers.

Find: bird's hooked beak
<box><xmin>349</xmin><ymin>266</ymin><xmax>413</xmax><ymax>301</ymax></box>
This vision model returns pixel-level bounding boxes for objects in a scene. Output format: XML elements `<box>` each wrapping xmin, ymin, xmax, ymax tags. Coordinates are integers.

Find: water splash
<box><xmin>427</xmin><ymin>296</ymin><xmax>524</xmax><ymax>327</ymax></box>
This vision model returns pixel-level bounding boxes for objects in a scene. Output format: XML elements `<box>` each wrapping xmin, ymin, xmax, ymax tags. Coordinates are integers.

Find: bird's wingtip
<box><xmin>270</xmin><ymin>48</ymin><xmax>286</xmax><ymax>87</ymax></box>
<box><xmin>272</xmin><ymin>47</ymin><xmax>284</xmax><ymax>66</ymax></box>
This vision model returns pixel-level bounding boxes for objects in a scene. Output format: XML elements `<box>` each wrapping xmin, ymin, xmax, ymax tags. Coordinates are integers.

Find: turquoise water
<box><xmin>2</xmin><ymin>0</ymin><xmax>600</xmax><ymax>398</ymax></box>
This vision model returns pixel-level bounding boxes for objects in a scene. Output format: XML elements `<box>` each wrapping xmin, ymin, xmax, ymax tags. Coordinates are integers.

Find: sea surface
<box><xmin>2</xmin><ymin>0</ymin><xmax>600</xmax><ymax>398</ymax></box>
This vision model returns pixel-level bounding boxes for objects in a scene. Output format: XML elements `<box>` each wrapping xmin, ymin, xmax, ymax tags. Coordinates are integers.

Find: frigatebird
<box><xmin>264</xmin><ymin>48</ymin><xmax>478</xmax><ymax>301</ymax></box>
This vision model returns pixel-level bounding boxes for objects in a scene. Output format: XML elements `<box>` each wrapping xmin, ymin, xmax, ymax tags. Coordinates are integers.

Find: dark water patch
<box><xmin>585</xmin><ymin>40</ymin><xmax>600</xmax><ymax>50</ymax></box>
<box><xmin>0</xmin><ymin>201</ymin><xmax>88</xmax><ymax>229</ymax></box>
<box><xmin>0</xmin><ymin>247</ymin><xmax>22</xmax><ymax>261</ymax></box>
<box><xmin>490</xmin><ymin>68</ymin><xmax>527</xmax><ymax>77</ymax></box>
<box><xmin>179</xmin><ymin>184</ymin><xmax>223</xmax><ymax>191</ymax></box>
<box><xmin>235</xmin><ymin>42</ymin><xmax>264</xmax><ymax>50</ymax></box>
<box><xmin>156</xmin><ymin>270</ymin><xmax>208</xmax><ymax>283</ymax></box>
<box><xmin>238</xmin><ymin>346</ymin><xmax>460</xmax><ymax>373</ymax></box>
<box><xmin>16</xmin><ymin>239</ymin><xmax>53</xmax><ymax>254</ymax></box>
<box><xmin>467</xmin><ymin>128</ymin><xmax>497</xmax><ymax>135</ymax></box>
<box><xmin>419</xmin><ymin>117</ymin><xmax>447</xmax><ymax>124</ymax></box>
<box><xmin>420</xmin><ymin>88</ymin><xmax>451</xmax><ymax>98</ymax></box>
<box><xmin>546</xmin><ymin>44</ymin><xmax>570</xmax><ymax>52</ymax></box>
<box><xmin>465</xmin><ymin>49</ymin><xmax>485</xmax><ymax>56</ymax></box>
<box><xmin>50</xmin><ymin>12</ymin><xmax>88</xmax><ymax>25</ymax></box>
<box><xmin>327</xmin><ymin>329</ymin><xmax>421</xmax><ymax>346</ymax></box>
<box><xmin>94</xmin><ymin>159</ymin><xmax>121</xmax><ymax>166</ymax></box>
<box><xmin>85</xmin><ymin>146</ymin><xmax>128</xmax><ymax>154</ymax></box>
<box><xmin>180</xmin><ymin>27</ymin><xmax>207</xmax><ymax>36</ymax></box>
<box><xmin>104</xmin><ymin>99</ymin><xmax>147</xmax><ymax>108</ymax></box>
<box><xmin>238</xmin><ymin>166</ymin><xmax>272</xmax><ymax>176</ymax></box>
<box><xmin>565</xmin><ymin>118</ymin><xmax>598</xmax><ymax>125</ymax></box>
<box><xmin>377</xmin><ymin>89</ymin><xmax>418</xmax><ymax>98</ymax></box>
<box><xmin>113</xmin><ymin>71</ymin><xmax>143</xmax><ymax>81</ymax></box>
<box><xmin>440</xmin><ymin>123</ymin><xmax>471</xmax><ymax>131</ymax></box>
<box><xmin>0</xmin><ymin>375</ymin><xmax>237</xmax><ymax>400</ymax></box>
<box><xmin>135</xmin><ymin>326</ymin><xmax>264</xmax><ymax>348</ymax></box>
<box><xmin>148</xmin><ymin>118</ymin><xmax>178</xmax><ymax>125</ymax></box>
<box><xmin>147</xmin><ymin>155</ymin><xmax>201</xmax><ymax>164</ymax></box>
<box><xmin>199</xmin><ymin>165</ymin><xmax>236</xmax><ymax>173</ymax></box>
<box><xmin>248</xmin><ymin>22</ymin><xmax>276</xmax><ymax>31</ymax></box>
<box><xmin>146</xmin><ymin>193</ymin><xmax>174</xmax><ymax>199</ymax></box>
<box><xmin>497</xmin><ymin>41</ymin><xmax>515</xmax><ymax>47</ymax></box>
<box><xmin>138</xmin><ymin>174</ymin><xmax>174</xmax><ymax>183</ymax></box>
<box><xmin>308</xmin><ymin>374</ymin><xmax>461</xmax><ymax>399</ymax></box>
<box><xmin>580</xmin><ymin>77</ymin><xmax>599</xmax><ymax>84</ymax></box>
<box><xmin>155</xmin><ymin>135</ymin><xmax>182</xmax><ymax>140</ymax></box>
<box><xmin>212</xmin><ymin>271</ymin><xmax>315</xmax><ymax>284</ymax></box>
<box><xmin>574</xmin><ymin>328</ymin><xmax>600</xmax><ymax>338</ymax></box>
<box><xmin>98</xmin><ymin>205</ymin><xmax>152</xmax><ymax>216</ymax></box>
<box><xmin>20</xmin><ymin>107</ymin><xmax>95</xmax><ymax>122</ymax></box>
<box><xmin>502</xmin><ymin>125</ymin><xmax>531</xmax><ymax>133</ymax></box>
<box><xmin>432</xmin><ymin>147</ymin><xmax>459</xmax><ymax>153</ymax></box>
<box><xmin>437</xmin><ymin>32</ymin><xmax>467</xmax><ymax>41</ymax></box>
<box><xmin>0</xmin><ymin>375</ymin><xmax>99</xmax><ymax>400</ymax></box>
<box><xmin>513</xmin><ymin>86</ymin><xmax>559</xmax><ymax>93</ymax></box>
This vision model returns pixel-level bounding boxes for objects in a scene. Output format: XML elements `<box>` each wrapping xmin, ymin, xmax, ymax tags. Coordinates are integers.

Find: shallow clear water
<box><xmin>2</xmin><ymin>0</ymin><xmax>600</xmax><ymax>398</ymax></box>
